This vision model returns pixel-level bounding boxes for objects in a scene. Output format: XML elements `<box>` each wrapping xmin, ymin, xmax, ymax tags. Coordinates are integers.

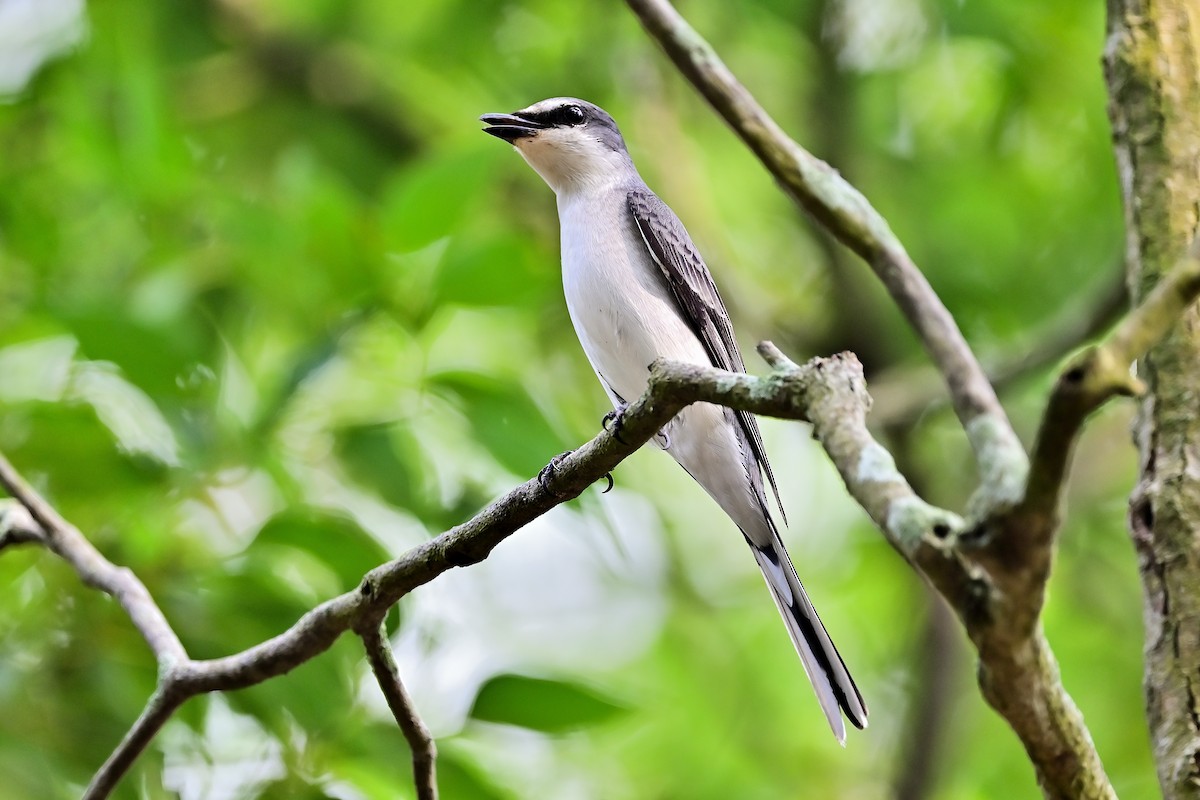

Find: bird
<box><xmin>480</xmin><ymin>97</ymin><xmax>866</xmax><ymax>742</ymax></box>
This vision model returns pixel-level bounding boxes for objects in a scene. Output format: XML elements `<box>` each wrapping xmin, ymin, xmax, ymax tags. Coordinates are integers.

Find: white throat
<box><xmin>515</xmin><ymin>133</ymin><xmax>636</xmax><ymax>196</ymax></box>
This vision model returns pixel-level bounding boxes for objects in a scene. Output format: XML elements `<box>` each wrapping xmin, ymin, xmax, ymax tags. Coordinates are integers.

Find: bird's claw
<box><xmin>538</xmin><ymin>450</ymin><xmax>614</xmax><ymax>496</ymax></box>
<box><xmin>602</xmin><ymin>403</ymin><xmax>630</xmax><ymax>445</ymax></box>
<box><xmin>538</xmin><ymin>450</ymin><xmax>573</xmax><ymax>497</ymax></box>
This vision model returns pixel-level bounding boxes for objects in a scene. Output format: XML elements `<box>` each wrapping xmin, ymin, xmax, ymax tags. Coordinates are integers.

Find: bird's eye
<box><xmin>564</xmin><ymin>105</ymin><xmax>586</xmax><ymax>125</ymax></box>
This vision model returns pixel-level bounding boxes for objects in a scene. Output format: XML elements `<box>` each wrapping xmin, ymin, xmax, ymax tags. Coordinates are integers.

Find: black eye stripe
<box><xmin>522</xmin><ymin>104</ymin><xmax>587</xmax><ymax>128</ymax></box>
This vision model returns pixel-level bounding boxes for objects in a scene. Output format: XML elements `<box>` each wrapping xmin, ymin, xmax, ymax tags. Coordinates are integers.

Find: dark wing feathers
<box><xmin>627</xmin><ymin>188</ymin><xmax>786</xmax><ymax>524</ymax></box>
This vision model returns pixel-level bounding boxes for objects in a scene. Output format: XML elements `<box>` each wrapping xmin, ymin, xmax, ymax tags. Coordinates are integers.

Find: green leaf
<box><xmin>470</xmin><ymin>674</ymin><xmax>626</xmax><ymax>733</ymax></box>
<box><xmin>64</xmin><ymin>308</ymin><xmax>208</xmax><ymax>402</ymax></box>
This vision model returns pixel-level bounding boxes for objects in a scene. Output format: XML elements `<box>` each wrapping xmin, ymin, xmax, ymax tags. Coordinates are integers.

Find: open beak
<box><xmin>480</xmin><ymin>112</ymin><xmax>546</xmax><ymax>143</ymax></box>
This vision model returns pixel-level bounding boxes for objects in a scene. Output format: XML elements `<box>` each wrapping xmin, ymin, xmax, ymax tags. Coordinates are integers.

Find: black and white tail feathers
<box><xmin>749</xmin><ymin>534</ymin><xmax>867</xmax><ymax>743</ymax></box>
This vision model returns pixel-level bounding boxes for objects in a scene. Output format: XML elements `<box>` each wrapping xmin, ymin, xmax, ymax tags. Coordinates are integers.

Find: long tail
<box><xmin>749</xmin><ymin>534</ymin><xmax>867</xmax><ymax>744</ymax></box>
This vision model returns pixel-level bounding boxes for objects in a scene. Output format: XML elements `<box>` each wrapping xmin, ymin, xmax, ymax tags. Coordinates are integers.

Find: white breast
<box><xmin>555</xmin><ymin>187</ymin><xmax>770</xmax><ymax>541</ymax></box>
<box><xmin>557</xmin><ymin>189</ymin><xmax>709</xmax><ymax>406</ymax></box>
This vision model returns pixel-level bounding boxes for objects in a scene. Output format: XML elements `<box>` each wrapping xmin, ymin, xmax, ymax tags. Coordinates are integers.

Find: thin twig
<box><xmin>83</xmin><ymin>683</ymin><xmax>187</xmax><ymax>800</ymax></box>
<box><xmin>0</xmin><ymin>454</ymin><xmax>188</xmax><ymax>665</ymax></box>
<box><xmin>4</xmin><ymin>348</ymin><xmax>946</xmax><ymax>797</ymax></box>
<box><xmin>360</xmin><ymin>621</ymin><xmax>437</xmax><ymax>800</ymax></box>
<box><xmin>623</xmin><ymin>0</ymin><xmax>1027</xmax><ymax>509</ymax></box>
<box><xmin>11</xmin><ymin>245</ymin><xmax>1190</xmax><ymax>796</ymax></box>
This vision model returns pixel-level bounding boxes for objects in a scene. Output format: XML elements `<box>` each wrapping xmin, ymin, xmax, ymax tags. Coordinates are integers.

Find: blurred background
<box><xmin>0</xmin><ymin>0</ymin><xmax>1148</xmax><ymax>798</ymax></box>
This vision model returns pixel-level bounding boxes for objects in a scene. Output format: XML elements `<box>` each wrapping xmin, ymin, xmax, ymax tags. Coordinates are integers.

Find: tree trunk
<box><xmin>1104</xmin><ymin>2</ymin><xmax>1200</xmax><ymax>797</ymax></box>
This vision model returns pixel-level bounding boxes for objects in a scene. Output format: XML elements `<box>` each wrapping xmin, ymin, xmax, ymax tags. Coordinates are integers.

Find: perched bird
<box><xmin>481</xmin><ymin>98</ymin><xmax>866</xmax><ymax>741</ymax></box>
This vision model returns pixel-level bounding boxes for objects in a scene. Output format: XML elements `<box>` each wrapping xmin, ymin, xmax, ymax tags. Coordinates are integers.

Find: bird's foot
<box><xmin>538</xmin><ymin>451</ymin><xmax>573</xmax><ymax>496</ymax></box>
<box><xmin>538</xmin><ymin>450</ymin><xmax>615</xmax><ymax>496</ymax></box>
<box><xmin>602</xmin><ymin>403</ymin><xmax>630</xmax><ymax>444</ymax></box>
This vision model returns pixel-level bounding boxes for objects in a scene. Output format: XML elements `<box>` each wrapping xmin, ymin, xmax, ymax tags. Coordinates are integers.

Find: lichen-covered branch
<box><xmin>654</xmin><ymin>347</ymin><xmax>965</xmax><ymax>582</ymax></box>
<box><xmin>359</xmin><ymin>621</ymin><xmax>437</xmax><ymax>800</ymax></box>
<box><xmin>623</xmin><ymin>0</ymin><xmax>1027</xmax><ymax>510</ymax></box>
<box><xmin>973</xmin><ymin>629</ymin><xmax>1112</xmax><ymax>800</ymax></box>
<box><xmin>6</xmin><ymin>7</ymin><xmax>1195</xmax><ymax>798</ymax></box>
<box><xmin>616</xmin><ymin>1</ymin><xmax>1200</xmax><ymax>798</ymax></box>
<box><xmin>1</xmin><ymin>349</ymin><xmax>944</xmax><ymax>798</ymax></box>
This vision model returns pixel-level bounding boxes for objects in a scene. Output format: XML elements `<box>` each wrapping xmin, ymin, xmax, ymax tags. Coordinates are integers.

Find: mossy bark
<box><xmin>1104</xmin><ymin>2</ymin><xmax>1200</xmax><ymax>797</ymax></box>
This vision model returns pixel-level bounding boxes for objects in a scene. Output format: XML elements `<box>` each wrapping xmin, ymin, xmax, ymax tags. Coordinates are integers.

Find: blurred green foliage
<box><xmin>0</xmin><ymin>0</ymin><xmax>1147</xmax><ymax>798</ymax></box>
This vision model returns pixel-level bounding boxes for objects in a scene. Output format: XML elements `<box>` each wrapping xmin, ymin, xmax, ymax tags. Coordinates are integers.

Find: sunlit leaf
<box><xmin>470</xmin><ymin>674</ymin><xmax>626</xmax><ymax>733</ymax></box>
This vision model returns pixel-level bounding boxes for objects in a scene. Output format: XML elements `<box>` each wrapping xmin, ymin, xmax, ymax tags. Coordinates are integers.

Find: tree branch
<box><xmin>83</xmin><ymin>683</ymin><xmax>187</xmax><ymax>800</ymax></box>
<box><xmin>5</xmin><ymin>348</ymin><xmax>947</xmax><ymax>797</ymax></box>
<box><xmin>359</xmin><ymin>621</ymin><xmax>437</xmax><ymax>800</ymax></box>
<box><xmin>10</xmin><ymin>267</ymin><xmax>1198</xmax><ymax>798</ymax></box>
<box><xmin>0</xmin><ymin>455</ymin><xmax>188</xmax><ymax>666</ymax></box>
<box><xmin>936</xmin><ymin>240</ymin><xmax>1200</xmax><ymax>800</ymax></box>
<box><xmin>617</xmin><ymin>3</ymin><xmax>1200</xmax><ymax>798</ymax></box>
<box><xmin>623</xmin><ymin>0</ymin><xmax>1028</xmax><ymax>511</ymax></box>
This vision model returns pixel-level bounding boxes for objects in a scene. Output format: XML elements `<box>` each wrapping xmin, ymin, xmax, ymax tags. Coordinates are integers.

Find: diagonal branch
<box><xmin>0</xmin><ymin>455</ymin><xmax>188</xmax><ymax>666</ymax></box>
<box><xmin>623</xmin><ymin>0</ymin><xmax>1028</xmax><ymax>511</ymax></box>
<box><xmin>5</xmin><ymin>347</ymin><xmax>950</xmax><ymax>798</ymax></box>
<box><xmin>83</xmin><ymin>683</ymin><xmax>188</xmax><ymax>800</ymax></box>
<box><xmin>619</xmin><ymin>6</ymin><xmax>1200</xmax><ymax>798</ymax></box>
<box><xmin>20</xmin><ymin>242</ymin><xmax>1192</xmax><ymax>798</ymax></box>
<box><xmin>359</xmin><ymin>620</ymin><xmax>437</xmax><ymax>800</ymax></box>
<box><xmin>175</xmin><ymin>348</ymin><xmax>968</xmax><ymax>696</ymax></box>
<box><xmin>942</xmin><ymin>240</ymin><xmax>1200</xmax><ymax>800</ymax></box>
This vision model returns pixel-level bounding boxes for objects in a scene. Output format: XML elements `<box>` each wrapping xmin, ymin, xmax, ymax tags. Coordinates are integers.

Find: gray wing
<box><xmin>626</xmin><ymin>187</ymin><xmax>786</xmax><ymax>523</ymax></box>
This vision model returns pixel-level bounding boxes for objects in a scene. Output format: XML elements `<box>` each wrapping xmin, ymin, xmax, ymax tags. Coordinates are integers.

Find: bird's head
<box><xmin>481</xmin><ymin>97</ymin><xmax>633</xmax><ymax>195</ymax></box>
